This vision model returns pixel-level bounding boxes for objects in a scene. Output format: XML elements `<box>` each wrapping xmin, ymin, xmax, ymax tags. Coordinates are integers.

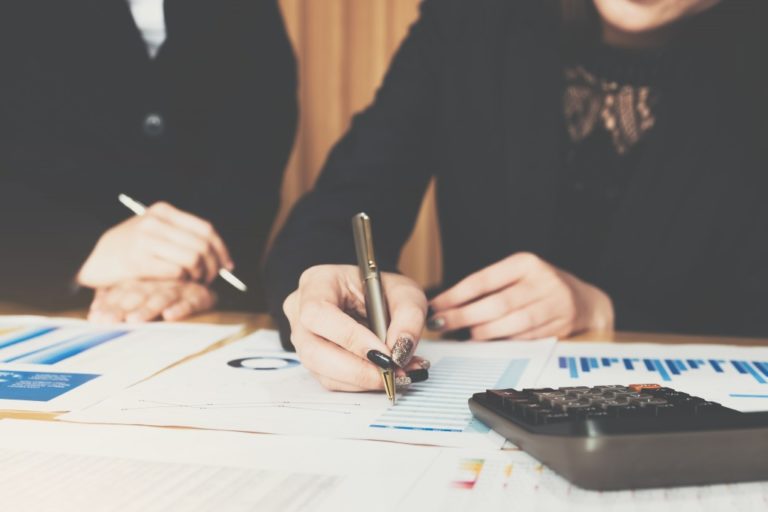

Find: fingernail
<box><xmin>427</xmin><ymin>317</ymin><xmax>445</xmax><ymax>331</ymax></box>
<box><xmin>406</xmin><ymin>369</ymin><xmax>429</xmax><ymax>383</ymax></box>
<box><xmin>395</xmin><ymin>375</ymin><xmax>412</xmax><ymax>387</ymax></box>
<box><xmin>391</xmin><ymin>335</ymin><xmax>415</xmax><ymax>367</ymax></box>
<box><xmin>417</xmin><ymin>359</ymin><xmax>431</xmax><ymax>370</ymax></box>
<box><xmin>426</xmin><ymin>305</ymin><xmax>435</xmax><ymax>318</ymax></box>
<box><xmin>367</xmin><ymin>350</ymin><xmax>394</xmax><ymax>369</ymax></box>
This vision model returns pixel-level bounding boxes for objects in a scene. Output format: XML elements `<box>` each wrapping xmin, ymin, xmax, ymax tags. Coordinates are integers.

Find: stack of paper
<box><xmin>65</xmin><ymin>331</ymin><xmax>555</xmax><ymax>448</ymax></box>
<box><xmin>0</xmin><ymin>316</ymin><xmax>240</xmax><ymax>412</ymax></box>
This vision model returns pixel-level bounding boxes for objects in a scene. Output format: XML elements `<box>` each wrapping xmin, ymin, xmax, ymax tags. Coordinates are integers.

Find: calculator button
<box><xmin>652</xmin><ymin>403</ymin><xmax>682</xmax><ymax>417</ymax></box>
<box><xmin>520</xmin><ymin>403</ymin><xmax>547</xmax><ymax>420</ymax></box>
<box><xmin>616</xmin><ymin>404</ymin><xmax>648</xmax><ymax>418</ymax></box>
<box><xmin>629</xmin><ymin>384</ymin><xmax>662</xmax><ymax>392</ymax></box>
<box><xmin>523</xmin><ymin>388</ymin><xmax>556</xmax><ymax>395</ymax></box>
<box><xmin>674</xmin><ymin>397</ymin><xmax>705</xmax><ymax>409</ymax></box>
<box><xmin>561</xmin><ymin>403</ymin><xmax>592</xmax><ymax>414</ymax></box>
<box><xmin>487</xmin><ymin>389</ymin><xmax>520</xmax><ymax>404</ymax></box>
<box><xmin>539</xmin><ymin>411</ymin><xmax>571</xmax><ymax>424</ymax></box>
<box><xmin>581</xmin><ymin>407</ymin><xmax>611</xmax><ymax>419</ymax></box>
<box><xmin>693</xmin><ymin>401</ymin><xmax>728</xmax><ymax>415</ymax></box>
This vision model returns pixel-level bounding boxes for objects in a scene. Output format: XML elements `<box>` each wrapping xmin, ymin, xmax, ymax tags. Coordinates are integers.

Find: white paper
<box><xmin>409</xmin><ymin>448</ymin><xmax>768</xmax><ymax>512</ymax></box>
<box><xmin>0</xmin><ymin>316</ymin><xmax>241</xmax><ymax>412</ymax></box>
<box><xmin>0</xmin><ymin>419</ymin><xmax>440</xmax><ymax>512</ymax></box>
<box><xmin>535</xmin><ymin>341</ymin><xmax>768</xmax><ymax>412</ymax></box>
<box><xmin>2</xmin><ymin>419</ymin><xmax>763</xmax><ymax>512</ymax></box>
<box><xmin>65</xmin><ymin>330</ymin><xmax>555</xmax><ymax>448</ymax></box>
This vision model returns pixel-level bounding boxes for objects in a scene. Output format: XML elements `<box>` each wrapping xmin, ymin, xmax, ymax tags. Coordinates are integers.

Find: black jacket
<box><xmin>0</xmin><ymin>0</ymin><xmax>297</xmax><ymax>310</ymax></box>
<box><xmin>266</xmin><ymin>0</ymin><xmax>768</xmax><ymax>346</ymax></box>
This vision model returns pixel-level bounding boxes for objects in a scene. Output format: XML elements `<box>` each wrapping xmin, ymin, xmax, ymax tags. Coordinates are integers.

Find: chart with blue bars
<box><xmin>0</xmin><ymin>325</ymin><xmax>129</xmax><ymax>366</ymax></box>
<box><xmin>558</xmin><ymin>355</ymin><xmax>768</xmax><ymax>385</ymax></box>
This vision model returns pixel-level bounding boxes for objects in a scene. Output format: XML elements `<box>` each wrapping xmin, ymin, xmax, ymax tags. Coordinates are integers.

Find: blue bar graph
<box><xmin>732</xmin><ymin>361</ymin><xmax>748</xmax><ymax>374</ymax></box>
<box><xmin>568</xmin><ymin>357</ymin><xmax>578</xmax><ymax>379</ymax></box>
<box><xmin>710</xmin><ymin>360</ymin><xmax>724</xmax><ymax>373</ymax></box>
<box><xmin>3</xmin><ymin>330</ymin><xmax>129</xmax><ymax>365</ymax></box>
<box><xmin>0</xmin><ymin>327</ymin><xmax>58</xmax><ymax>350</ymax></box>
<box><xmin>738</xmin><ymin>361</ymin><xmax>766</xmax><ymax>384</ymax></box>
<box><xmin>652</xmin><ymin>359</ymin><xmax>670</xmax><ymax>382</ymax></box>
<box><xmin>665</xmin><ymin>359</ymin><xmax>680</xmax><ymax>376</ymax></box>
<box><xmin>559</xmin><ymin>355</ymin><xmax>768</xmax><ymax>384</ymax></box>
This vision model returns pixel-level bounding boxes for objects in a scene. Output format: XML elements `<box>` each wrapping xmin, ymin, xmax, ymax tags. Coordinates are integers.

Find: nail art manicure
<box><xmin>417</xmin><ymin>359</ymin><xmax>431</xmax><ymax>370</ymax></box>
<box><xmin>427</xmin><ymin>317</ymin><xmax>445</xmax><ymax>331</ymax></box>
<box><xmin>395</xmin><ymin>375</ymin><xmax>412</xmax><ymax>387</ymax></box>
<box><xmin>367</xmin><ymin>350</ymin><xmax>394</xmax><ymax>369</ymax></box>
<box><xmin>406</xmin><ymin>369</ymin><xmax>429</xmax><ymax>383</ymax></box>
<box><xmin>391</xmin><ymin>335</ymin><xmax>415</xmax><ymax>367</ymax></box>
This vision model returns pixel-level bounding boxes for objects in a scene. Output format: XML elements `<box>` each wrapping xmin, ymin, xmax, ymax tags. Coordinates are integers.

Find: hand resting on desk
<box><xmin>88</xmin><ymin>280</ymin><xmax>217</xmax><ymax>323</ymax></box>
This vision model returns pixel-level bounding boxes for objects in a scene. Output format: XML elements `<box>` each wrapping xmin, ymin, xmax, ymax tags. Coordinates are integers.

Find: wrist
<box><xmin>581</xmin><ymin>283</ymin><xmax>615</xmax><ymax>333</ymax></box>
<box><xmin>566</xmin><ymin>271</ymin><xmax>614</xmax><ymax>334</ymax></box>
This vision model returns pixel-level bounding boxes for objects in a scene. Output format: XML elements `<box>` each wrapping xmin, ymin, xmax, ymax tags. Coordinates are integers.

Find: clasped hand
<box><xmin>78</xmin><ymin>201</ymin><xmax>230</xmax><ymax>322</ymax></box>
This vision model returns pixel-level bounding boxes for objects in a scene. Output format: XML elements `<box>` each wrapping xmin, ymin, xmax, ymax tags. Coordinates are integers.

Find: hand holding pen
<box><xmin>78</xmin><ymin>195</ymin><xmax>243</xmax><ymax>291</ymax></box>
<box><xmin>282</xmin><ymin>214</ymin><xmax>430</xmax><ymax>395</ymax></box>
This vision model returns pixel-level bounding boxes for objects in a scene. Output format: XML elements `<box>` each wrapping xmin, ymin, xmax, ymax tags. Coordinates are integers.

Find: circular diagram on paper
<box><xmin>227</xmin><ymin>357</ymin><xmax>300</xmax><ymax>371</ymax></box>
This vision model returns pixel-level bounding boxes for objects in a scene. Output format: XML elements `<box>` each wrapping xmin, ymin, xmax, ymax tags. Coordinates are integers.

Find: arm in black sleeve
<box><xmin>195</xmin><ymin>0</ymin><xmax>298</xmax><ymax>311</ymax></box>
<box><xmin>265</xmin><ymin>0</ymin><xmax>449</xmax><ymax>348</ymax></box>
<box><xmin>0</xmin><ymin>6</ymin><xmax>109</xmax><ymax>309</ymax></box>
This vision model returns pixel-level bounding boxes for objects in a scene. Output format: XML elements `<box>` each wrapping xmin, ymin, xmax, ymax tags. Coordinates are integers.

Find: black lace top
<box><xmin>550</xmin><ymin>44</ymin><xmax>664</xmax><ymax>283</ymax></box>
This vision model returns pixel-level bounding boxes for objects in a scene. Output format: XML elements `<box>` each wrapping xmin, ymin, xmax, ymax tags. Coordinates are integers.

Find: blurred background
<box><xmin>275</xmin><ymin>0</ymin><xmax>442</xmax><ymax>289</ymax></box>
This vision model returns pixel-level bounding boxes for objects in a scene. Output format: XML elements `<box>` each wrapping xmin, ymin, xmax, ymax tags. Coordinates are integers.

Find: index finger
<box><xmin>430</xmin><ymin>253</ymin><xmax>536</xmax><ymax>311</ymax></box>
<box><xmin>297</xmin><ymin>284</ymin><xmax>390</xmax><ymax>363</ymax></box>
<box><xmin>383</xmin><ymin>274</ymin><xmax>427</xmax><ymax>368</ymax></box>
<box><xmin>147</xmin><ymin>202</ymin><xmax>233</xmax><ymax>269</ymax></box>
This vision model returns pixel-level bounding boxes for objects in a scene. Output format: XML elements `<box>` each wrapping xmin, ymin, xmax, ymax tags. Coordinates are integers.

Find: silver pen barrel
<box><xmin>352</xmin><ymin>213</ymin><xmax>390</xmax><ymax>342</ymax></box>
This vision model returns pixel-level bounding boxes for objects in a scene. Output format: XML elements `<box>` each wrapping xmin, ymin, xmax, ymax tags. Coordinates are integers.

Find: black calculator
<box><xmin>469</xmin><ymin>384</ymin><xmax>768</xmax><ymax>490</ymax></box>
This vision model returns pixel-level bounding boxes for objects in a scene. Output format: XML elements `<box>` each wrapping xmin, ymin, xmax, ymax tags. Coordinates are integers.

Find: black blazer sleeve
<box><xmin>0</xmin><ymin>6</ymin><xmax>108</xmax><ymax>308</ymax></box>
<box><xmin>265</xmin><ymin>0</ymin><xmax>449</xmax><ymax>348</ymax></box>
<box><xmin>191</xmin><ymin>0</ymin><xmax>298</xmax><ymax>311</ymax></box>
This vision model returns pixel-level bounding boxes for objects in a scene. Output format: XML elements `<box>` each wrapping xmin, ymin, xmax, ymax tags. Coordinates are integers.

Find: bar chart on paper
<box><xmin>558</xmin><ymin>355</ymin><xmax>768</xmax><ymax>385</ymax></box>
<box><xmin>369</xmin><ymin>357</ymin><xmax>530</xmax><ymax>434</ymax></box>
<box><xmin>0</xmin><ymin>316</ymin><xmax>240</xmax><ymax>411</ymax></box>
<box><xmin>0</xmin><ymin>325</ymin><xmax>129</xmax><ymax>365</ymax></box>
<box><xmin>536</xmin><ymin>342</ymin><xmax>768</xmax><ymax>412</ymax></box>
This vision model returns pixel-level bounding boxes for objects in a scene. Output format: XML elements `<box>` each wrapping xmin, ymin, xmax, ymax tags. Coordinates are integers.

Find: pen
<box><xmin>352</xmin><ymin>212</ymin><xmax>396</xmax><ymax>405</ymax></box>
<box><xmin>118</xmin><ymin>193</ymin><xmax>248</xmax><ymax>293</ymax></box>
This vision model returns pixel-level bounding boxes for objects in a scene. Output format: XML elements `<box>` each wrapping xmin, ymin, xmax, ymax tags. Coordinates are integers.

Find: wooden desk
<box><xmin>1</xmin><ymin>307</ymin><xmax>765</xmax><ymax>422</ymax></box>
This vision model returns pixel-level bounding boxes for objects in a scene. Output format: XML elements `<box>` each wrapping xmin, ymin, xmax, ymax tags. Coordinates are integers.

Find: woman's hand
<box><xmin>284</xmin><ymin>265</ymin><xmax>430</xmax><ymax>391</ymax></box>
<box><xmin>88</xmin><ymin>280</ymin><xmax>217</xmax><ymax>323</ymax></box>
<box><xmin>77</xmin><ymin>202</ymin><xmax>233</xmax><ymax>288</ymax></box>
<box><xmin>429</xmin><ymin>253</ymin><xmax>614</xmax><ymax>340</ymax></box>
